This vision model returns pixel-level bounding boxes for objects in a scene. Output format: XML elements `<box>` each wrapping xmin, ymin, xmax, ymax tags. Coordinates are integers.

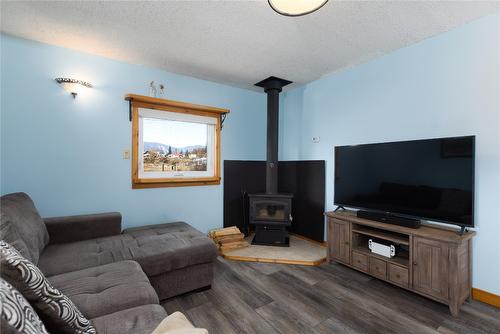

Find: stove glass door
<box><xmin>252</xmin><ymin>201</ymin><xmax>289</xmax><ymax>221</ymax></box>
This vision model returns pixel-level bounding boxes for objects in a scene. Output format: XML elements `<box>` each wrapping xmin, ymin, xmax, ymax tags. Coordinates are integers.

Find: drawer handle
<box><xmin>344</xmin><ymin>241</ymin><xmax>349</xmax><ymax>245</ymax></box>
<box><xmin>396</xmin><ymin>274</ymin><xmax>400</xmax><ymax>279</ymax></box>
<box><xmin>413</xmin><ymin>261</ymin><xmax>417</xmax><ymax>266</ymax></box>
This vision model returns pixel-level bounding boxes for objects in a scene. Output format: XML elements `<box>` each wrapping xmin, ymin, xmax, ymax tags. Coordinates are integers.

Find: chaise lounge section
<box><xmin>40</xmin><ymin>215</ymin><xmax>217</xmax><ymax>300</ymax></box>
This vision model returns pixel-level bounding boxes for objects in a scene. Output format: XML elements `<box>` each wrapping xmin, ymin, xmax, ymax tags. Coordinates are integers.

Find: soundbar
<box><xmin>356</xmin><ymin>210</ymin><xmax>421</xmax><ymax>229</ymax></box>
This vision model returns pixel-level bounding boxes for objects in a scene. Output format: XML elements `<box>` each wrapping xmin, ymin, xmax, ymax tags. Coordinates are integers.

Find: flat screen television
<box><xmin>334</xmin><ymin>136</ymin><xmax>475</xmax><ymax>228</ymax></box>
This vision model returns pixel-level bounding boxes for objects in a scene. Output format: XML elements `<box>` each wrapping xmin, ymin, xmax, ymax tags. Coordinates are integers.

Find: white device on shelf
<box><xmin>368</xmin><ymin>239</ymin><xmax>396</xmax><ymax>258</ymax></box>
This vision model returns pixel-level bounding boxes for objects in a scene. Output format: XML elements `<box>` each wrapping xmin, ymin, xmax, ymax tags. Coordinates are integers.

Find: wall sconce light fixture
<box><xmin>55</xmin><ymin>78</ymin><xmax>93</xmax><ymax>98</ymax></box>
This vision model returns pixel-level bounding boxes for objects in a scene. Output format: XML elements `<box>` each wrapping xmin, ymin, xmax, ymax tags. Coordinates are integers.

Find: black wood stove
<box><xmin>249</xmin><ymin>193</ymin><xmax>292</xmax><ymax>246</ymax></box>
<box><xmin>249</xmin><ymin>76</ymin><xmax>293</xmax><ymax>246</ymax></box>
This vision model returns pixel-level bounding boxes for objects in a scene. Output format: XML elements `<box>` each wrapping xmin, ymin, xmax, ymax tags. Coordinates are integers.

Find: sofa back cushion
<box><xmin>0</xmin><ymin>277</ymin><xmax>50</xmax><ymax>334</ymax></box>
<box><xmin>0</xmin><ymin>212</ymin><xmax>32</xmax><ymax>262</ymax></box>
<box><xmin>0</xmin><ymin>193</ymin><xmax>49</xmax><ymax>264</ymax></box>
<box><xmin>0</xmin><ymin>241</ymin><xmax>96</xmax><ymax>334</ymax></box>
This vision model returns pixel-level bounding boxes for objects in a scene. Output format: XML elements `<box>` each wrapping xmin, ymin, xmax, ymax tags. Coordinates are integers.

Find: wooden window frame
<box><xmin>125</xmin><ymin>94</ymin><xmax>229</xmax><ymax>189</ymax></box>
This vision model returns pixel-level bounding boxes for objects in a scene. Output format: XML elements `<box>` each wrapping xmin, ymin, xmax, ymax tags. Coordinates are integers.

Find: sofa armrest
<box><xmin>44</xmin><ymin>212</ymin><xmax>122</xmax><ymax>244</ymax></box>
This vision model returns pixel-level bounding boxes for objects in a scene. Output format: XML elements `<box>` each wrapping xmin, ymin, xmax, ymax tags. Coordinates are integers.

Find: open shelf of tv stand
<box><xmin>326</xmin><ymin>210</ymin><xmax>475</xmax><ymax>317</ymax></box>
<box><xmin>351</xmin><ymin>225</ymin><xmax>409</xmax><ymax>246</ymax></box>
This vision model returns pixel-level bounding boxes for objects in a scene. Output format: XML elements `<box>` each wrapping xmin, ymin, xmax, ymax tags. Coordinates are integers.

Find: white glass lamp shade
<box><xmin>268</xmin><ymin>0</ymin><xmax>328</xmax><ymax>16</ymax></box>
<box><xmin>55</xmin><ymin>78</ymin><xmax>92</xmax><ymax>98</ymax></box>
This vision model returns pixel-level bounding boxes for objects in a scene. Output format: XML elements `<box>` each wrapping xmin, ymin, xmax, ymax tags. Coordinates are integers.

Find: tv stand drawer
<box><xmin>369</xmin><ymin>257</ymin><xmax>387</xmax><ymax>279</ymax></box>
<box><xmin>352</xmin><ymin>251</ymin><xmax>369</xmax><ymax>272</ymax></box>
<box><xmin>388</xmin><ymin>263</ymin><xmax>409</xmax><ymax>287</ymax></box>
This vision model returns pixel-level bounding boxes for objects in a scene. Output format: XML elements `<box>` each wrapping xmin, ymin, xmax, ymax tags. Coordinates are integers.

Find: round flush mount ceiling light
<box><xmin>55</xmin><ymin>78</ymin><xmax>93</xmax><ymax>98</ymax></box>
<box><xmin>268</xmin><ymin>0</ymin><xmax>328</xmax><ymax>17</ymax></box>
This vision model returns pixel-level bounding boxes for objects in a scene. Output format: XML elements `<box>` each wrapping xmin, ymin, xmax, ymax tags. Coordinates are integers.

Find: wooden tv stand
<box><xmin>326</xmin><ymin>211</ymin><xmax>475</xmax><ymax>316</ymax></box>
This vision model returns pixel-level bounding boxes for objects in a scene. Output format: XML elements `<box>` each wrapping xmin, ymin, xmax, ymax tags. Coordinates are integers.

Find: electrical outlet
<box><xmin>122</xmin><ymin>149</ymin><xmax>130</xmax><ymax>160</ymax></box>
<box><xmin>312</xmin><ymin>136</ymin><xmax>320</xmax><ymax>143</ymax></box>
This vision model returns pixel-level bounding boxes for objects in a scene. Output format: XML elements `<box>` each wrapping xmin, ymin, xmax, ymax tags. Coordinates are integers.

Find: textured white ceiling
<box><xmin>1</xmin><ymin>1</ymin><xmax>499</xmax><ymax>91</ymax></box>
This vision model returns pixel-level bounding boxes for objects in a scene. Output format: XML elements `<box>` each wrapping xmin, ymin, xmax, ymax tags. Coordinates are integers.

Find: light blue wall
<box><xmin>0</xmin><ymin>34</ymin><xmax>266</xmax><ymax>233</ymax></box>
<box><xmin>280</xmin><ymin>13</ymin><xmax>500</xmax><ymax>294</ymax></box>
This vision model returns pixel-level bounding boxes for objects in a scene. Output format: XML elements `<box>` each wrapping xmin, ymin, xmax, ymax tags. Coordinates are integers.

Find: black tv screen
<box><xmin>334</xmin><ymin>136</ymin><xmax>475</xmax><ymax>227</ymax></box>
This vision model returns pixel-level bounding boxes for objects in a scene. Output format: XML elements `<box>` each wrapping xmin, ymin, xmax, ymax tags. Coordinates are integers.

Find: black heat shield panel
<box><xmin>223</xmin><ymin>160</ymin><xmax>326</xmax><ymax>242</ymax></box>
<box><xmin>223</xmin><ymin>161</ymin><xmax>265</xmax><ymax>236</ymax></box>
<box><xmin>278</xmin><ymin>160</ymin><xmax>326</xmax><ymax>242</ymax></box>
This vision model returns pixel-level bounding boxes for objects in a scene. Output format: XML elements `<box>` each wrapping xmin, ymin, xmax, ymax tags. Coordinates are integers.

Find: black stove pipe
<box><xmin>265</xmin><ymin>85</ymin><xmax>279</xmax><ymax>194</ymax></box>
<box><xmin>254</xmin><ymin>76</ymin><xmax>292</xmax><ymax>195</ymax></box>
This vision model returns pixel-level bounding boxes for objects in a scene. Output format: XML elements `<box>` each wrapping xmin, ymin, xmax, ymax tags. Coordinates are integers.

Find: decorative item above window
<box><xmin>268</xmin><ymin>0</ymin><xmax>328</xmax><ymax>17</ymax></box>
<box><xmin>125</xmin><ymin>94</ymin><xmax>229</xmax><ymax>189</ymax></box>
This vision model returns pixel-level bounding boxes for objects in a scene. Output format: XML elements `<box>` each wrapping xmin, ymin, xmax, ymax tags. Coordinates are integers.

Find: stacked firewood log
<box><xmin>208</xmin><ymin>226</ymin><xmax>249</xmax><ymax>252</ymax></box>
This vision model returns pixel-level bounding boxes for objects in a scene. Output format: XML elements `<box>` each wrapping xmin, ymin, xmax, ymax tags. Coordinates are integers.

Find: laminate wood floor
<box><xmin>161</xmin><ymin>257</ymin><xmax>500</xmax><ymax>334</ymax></box>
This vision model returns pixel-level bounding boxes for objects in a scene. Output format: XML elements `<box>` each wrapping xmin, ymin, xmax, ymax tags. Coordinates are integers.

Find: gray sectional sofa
<box><xmin>0</xmin><ymin>192</ymin><xmax>218</xmax><ymax>333</ymax></box>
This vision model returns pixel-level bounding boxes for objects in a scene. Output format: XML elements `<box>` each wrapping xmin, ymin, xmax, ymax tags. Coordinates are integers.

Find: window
<box><xmin>126</xmin><ymin>94</ymin><xmax>228</xmax><ymax>188</ymax></box>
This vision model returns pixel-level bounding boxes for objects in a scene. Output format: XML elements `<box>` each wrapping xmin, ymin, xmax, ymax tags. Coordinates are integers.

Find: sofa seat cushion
<box><xmin>39</xmin><ymin>222</ymin><xmax>217</xmax><ymax>277</ymax></box>
<box><xmin>91</xmin><ymin>304</ymin><xmax>167</xmax><ymax>334</ymax></box>
<box><xmin>122</xmin><ymin>222</ymin><xmax>218</xmax><ymax>275</ymax></box>
<box><xmin>48</xmin><ymin>261</ymin><xmax>159</xmax><ymax>319</ymax></box>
